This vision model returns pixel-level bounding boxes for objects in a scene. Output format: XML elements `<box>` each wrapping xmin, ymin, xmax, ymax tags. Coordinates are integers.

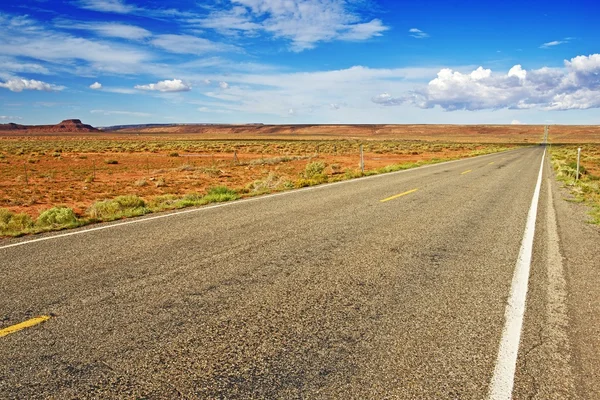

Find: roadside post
<box><xmin>360</xmin><ymin>145</ymin><xmax>364</xmax><ymax>173</ymax></box>
<box><xmin>576</xmin><ymin>147</ymin><xmax>581</xmax><ymax>181</ymax></box>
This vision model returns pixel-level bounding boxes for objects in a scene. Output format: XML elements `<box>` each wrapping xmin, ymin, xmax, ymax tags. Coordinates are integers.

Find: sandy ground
<box><xmin>1</xmin><ymin>124</ymin><xmax>598</xmax><ymax>219</ymax></box>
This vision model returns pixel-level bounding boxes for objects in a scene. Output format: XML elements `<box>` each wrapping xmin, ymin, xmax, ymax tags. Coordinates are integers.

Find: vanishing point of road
<box><xmin>1</xmin><ymin>145</ymin><xmax>599</xmax><ymax>399</ymax></box>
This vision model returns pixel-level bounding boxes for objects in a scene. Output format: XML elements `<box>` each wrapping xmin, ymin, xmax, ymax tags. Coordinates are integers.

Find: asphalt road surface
<box><xmin>1</xmin><ymin>145</ymin><xmax>599</xmax><ymax>399</ymax></box>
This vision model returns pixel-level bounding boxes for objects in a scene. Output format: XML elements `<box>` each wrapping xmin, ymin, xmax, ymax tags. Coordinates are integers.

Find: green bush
<box><xmin>88</xmin><ymin>195</ymin><xmax>147</xmax><ymax>221</ymax></box>
<box><xmin>36</xmin><ymin>207</ymin><xmax>78</xmax><ymax>228</ymax></box>
<box><xmin>303</xmin><ymin>161</ymin><xmax>326</xmax><ymax>179</ymax></box>
<box><xmin>176</xmin><ymin>193</ymin><xmax>205</xmax><ymax>207</ymax></box>
<box><xmin>203</xmin><ymin>186</ymin><xmax>239</xmax><ymax>203</ymax></box>
<box><xmin>0</xmin><ymin>208</ymin><xmax>34</xmax><ymax>236</ymax></box>
<box><xmin>148</xmin><ymin>194</ymin><xmax>180</xmax><ymax>210</ymax></box>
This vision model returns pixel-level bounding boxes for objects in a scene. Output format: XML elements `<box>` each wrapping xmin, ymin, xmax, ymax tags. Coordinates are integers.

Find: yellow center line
<box><xmin>461</xmin><ymin>170</ymin><xmax>472</xmax><ymax>175</ymax></box>
<box><xmin>488</xmin><ymin>161</ymin><xmax>495</xmax><ymax>165</ymax></box>
<box><xmin>0</xmin><ymin>316</ymin><xmax>51</xmax><ymax>338</ymax></box>
<box><xmin>380</xmin><ymin>188</ymin><xmax>419</xmax><ymax>203</ymax></box>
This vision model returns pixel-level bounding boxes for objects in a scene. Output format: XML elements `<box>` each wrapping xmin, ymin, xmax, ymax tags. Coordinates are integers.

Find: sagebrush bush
<box><xmin>148</xmin><ymin>194</ymin><xmax>180</xmax><ymax>209</ymax></box>
<box><xmin>36</xmin><ymin>207</ymin><xmax>78</xmax><ymax>227</ymax></box>
<box><xmin>0</xmin><ymin>208</ymin><xmax>34</xmax><ymax>236</ymax></box>
<box><xmin>204</xmin><ymin>186</ymin><xmax>239</xmax><ymax>202</ymax></box>
<box><xmin>303</xmin><ymin>161</ymin><xmax>326</xmax><ymax>178</ymax></box>
<box><xmin>88</xmin><ymin>195</ymin><xmax>147</xmax><ymax>220</ymax></box>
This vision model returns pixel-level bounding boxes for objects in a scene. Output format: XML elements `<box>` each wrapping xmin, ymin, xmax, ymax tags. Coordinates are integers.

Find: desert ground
<box><xmin>1</xmin><ymin>123</ymin><xmax>598</xmax><ymax>234</ymax></box>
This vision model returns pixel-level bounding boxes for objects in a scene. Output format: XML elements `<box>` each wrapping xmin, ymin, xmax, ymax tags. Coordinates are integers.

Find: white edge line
<box><xmin>487</xmin><ymin>148</ymin><xmax>546</xmax><ymax>399</ymax></box>
<box><xmin>0</xmin><ymin>148</ymin><xmax>522</xmax><ymax>251</ymax></box>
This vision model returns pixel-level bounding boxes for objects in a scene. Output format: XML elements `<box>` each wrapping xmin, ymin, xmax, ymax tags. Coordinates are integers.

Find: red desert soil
<box><xmin>1</xmin><ymin>122</ymin><xmax>598</xmax><ymax>219</ymax></box>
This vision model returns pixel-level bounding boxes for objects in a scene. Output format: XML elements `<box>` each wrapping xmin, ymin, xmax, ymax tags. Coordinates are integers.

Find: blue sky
<box><xmin>1</xmin><ymin>0</ymin><xmax>599</xmax><ymax>126</ymax></box>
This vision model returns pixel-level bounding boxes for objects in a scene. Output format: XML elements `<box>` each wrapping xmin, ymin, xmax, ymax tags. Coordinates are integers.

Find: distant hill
<box><xmin>0</xmin><ymin>119</ymin><xmax>99</xmax><ymax>133</ymax></box>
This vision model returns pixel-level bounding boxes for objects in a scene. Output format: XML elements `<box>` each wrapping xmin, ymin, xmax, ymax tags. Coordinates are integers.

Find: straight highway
<box><xmin>1</xmin><ymin>146</ymin><xmax>599</xmax><ymax>399</ymax></box>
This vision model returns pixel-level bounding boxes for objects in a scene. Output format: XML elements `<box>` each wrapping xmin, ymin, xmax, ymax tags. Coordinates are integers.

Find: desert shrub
<box><xmin>0</xmin><ymin>208</ymin><xmax>34</xmax><ymax>236</ymax></box>
<box><xmin>203</xmin><ymin>186</ymin><xmax>239</xmax><ymax>203</ymax></box>
<box><xmin>88</xmin><ymin>195</ymin><xmax>147</xmax><ymax>221</ymax></box>
<box><xmin>245</xmin><ymin>173</ymin><xmax>285</xmax><ymax>194</ymax></box>
<box><xmin>148</xmin><ymin>194</ymin><xmax>180</xmax><ymax>210</ymax></box>
<box><xmin>168</xmin><ymin>152</ymin><xmax>179</xmax><ymax>157</ymax></box>
<box><xmin>294</xmin><ymin>178</ymin><xmax>314</xmax><ymax>188</ymax></box>
<box><xmin>303</xmin><ymin>161</ymin><xmax>326</xmax><ymax>178</ymax></box>
<box><xmin>134</xmin><ymin>178</ymin><xmax>148</xmax><ymax>187</ymax></box>
<box><xmin>344</xmin><ymin>169</ymin><xmax>363</xmax><ymax>179</ymax></box>
<box><xmin>105</xmin><ymin>159</ymin><xmax>118</xmax><ymax>164</ymax></box>
<box><xmin>36</xmin><ymin>207</ymin><xmax>78</xmax><ymax>228</ymax></box>
<box><xmin>176</xmin><ymin>193</ymin><xmax>205</xmax><ymax>207</ymax></box>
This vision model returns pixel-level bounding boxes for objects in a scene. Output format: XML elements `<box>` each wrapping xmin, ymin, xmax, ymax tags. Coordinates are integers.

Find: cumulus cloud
<box><xmin>409</xmin><ymin>28</ymin><xmax>429</xmax><ymax>39</ymax></box>
<box><xmin>0</xmin><ymin>78</ymin><xmax>64</xmax><ymax>92</ymax></box>
<box><xmin>372</xmin><ymin>54</ymin><xmax>600</xmax><ymax>111</ymax></box>
<box><xmin>219</xmin><ymin>81</ymin><xmax>229</xmax><ymax>89</ymax></box>
<box><xmin>194</xmin><ymin>0</ymin><xmax>389</xmax><ymax>51</ymax></box>
<box><xmin>134</xmin><ymin>79</ymin><xmax>191</xmax><ymax>92</ymax></box>
<box><xmin>90</xmin><ymin>82</ymin><xmax>102</xmax><ymax>89</ymax></box>
<box><xmin>511</xmin><ymin>120</ymin><xmax>522</xmax><ymax>125</ymax></box>
<box><xmin>0</xmin><ymin>115</ymin><xmax>22</xmax><ymax>120</ymax></box>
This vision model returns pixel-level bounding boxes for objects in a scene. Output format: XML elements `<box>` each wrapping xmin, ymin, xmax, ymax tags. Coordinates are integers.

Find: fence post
<box><xmin>359</xmin><ymin>144</ymin><xmax>364</xmax><ymax>173</ymax></box>
<box><xmin>576</xmin><ymin>147</ymin><xmax>581</xmax><ymax>181</ymax></box>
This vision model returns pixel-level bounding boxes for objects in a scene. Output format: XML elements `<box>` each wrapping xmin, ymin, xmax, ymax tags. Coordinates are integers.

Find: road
<box><xmin>1</xmin><ymin>145</ymin><xmax>599</xmax><ymax>399</ymax></box>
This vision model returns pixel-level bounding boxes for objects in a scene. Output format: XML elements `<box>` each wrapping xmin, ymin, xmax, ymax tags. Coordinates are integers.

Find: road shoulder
<box><xmin>550</xmin><ymin>161</ymin><xmax>600</xmax><ymax>398</ymax></box>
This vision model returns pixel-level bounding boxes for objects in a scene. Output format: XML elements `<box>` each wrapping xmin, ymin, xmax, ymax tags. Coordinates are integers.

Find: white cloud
<box><xmin>0</xmin><ymin>78</ymin><xmax>65</xmax><ymax>92</ymax></box>
<box><xmin>135</xmin><ymin>79</ymin><xmax>191</xmax><ymax>92</ymax></box>
<box><xmin>0</xmin><ymin>14</ymin><xmax>152</xmax><ymax>74</ymax></box>
<box><xmin>77</xmin><ymin>0</ymin><xmax>137</xmax><ymax>14</ymax></box>
<box><xmin>219</xmin><ymin>81</ymin><xmax>229</xmax><ymax>89</ymax></box>
<box><xmin>511</xmin><ymin>119</ymin><xmax>522</xmax><ymax>125</ymax></box>
<box><xmin>190</xmin><ymin>65</ymin><xmax>434</xmax><ymax>120</ymax></box>
<box><xmin>0</xmin><ymin>58</ymin><xmax>50</xmax><ymax>75</ymax></box>
<box><xmin>90</xmin><ymin>82</ymin><xmax>102</xmax><ymax>89</ymax></box>
<box><xmin>151</xmin><ymin>34</ymin><xmax>236</xmax><ymax>54</ymax></box>
<box><xmin>195</xmin><ymin>0</ymin><xmax>389</xmax><ymax>51</ymax></box>
<box><xmin>0</xmin><ymin>115</ymin><xmax>22</xmax><ymax>120</ymax></box>
<box><xmin>372</xmin><ymin>54</ymin><xmax>600</xmax><ymax>111</ymax></box>
<box><xmin>91</xmin><ymin>109</ymin><xmax>152</xmax><ymax>116</ymax></box>
<box><xmin>409</xmin><ymin>28</ymin><xmax>429</xmax><ymax>39</ymax></box>
<box><xmin>55</xmin><ymin>21</ymin><xmax>152</xmax><ymax>40</ymax></box>
<box><xmin>76</xmin><ymin>0</ymin><xmax>195</xmax><ymax>18</ymax></box>
<box><xmin>540</xmin><ymin>38</ymin><xmax>572</xmax><ymax>49</ymax></box>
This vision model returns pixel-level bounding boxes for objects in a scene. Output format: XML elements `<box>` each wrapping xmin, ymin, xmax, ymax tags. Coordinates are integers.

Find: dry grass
<box><xmin>550</xmin><ymin>144</ymin><xmax>600</xmax><ymax>224</ymax></box>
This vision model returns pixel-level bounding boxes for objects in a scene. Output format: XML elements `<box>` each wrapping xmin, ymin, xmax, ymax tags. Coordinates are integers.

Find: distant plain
<box><xmin>1</xmin><ymin>124</ymin><xmax>598</xmax><ymax>235</ymax></box>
